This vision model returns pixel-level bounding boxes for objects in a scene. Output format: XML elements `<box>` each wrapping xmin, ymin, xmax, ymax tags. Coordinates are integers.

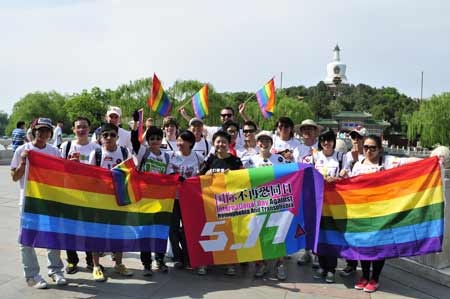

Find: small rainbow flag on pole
<box><xmin>256</xmin><ymin>78</ymin><xmax>276</xmax><ymax>119</ymax></box>
<box><xmin>192</xmin><ymin>84</ymin><xmax>209</xmax><ymax>119</ymax></box>
<box><xmin>137</xmin><ymin>108</ymin><xmax>144</xmax><ymax>143</ymax></box>
<box><xmin>148</xmin><ymin>74</ymin><xmax>172</xmax><ymax>117</ymax></box>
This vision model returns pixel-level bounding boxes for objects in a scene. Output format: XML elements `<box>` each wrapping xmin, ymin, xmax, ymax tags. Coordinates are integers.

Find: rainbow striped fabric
<box><xmin>137</xmin><ymin>108</ymin><xmax>144</xmax><ymax>143</ymax></box>
<box><xmin>318</xmin><ymin>157</ymin><xmax>444</xmax><ymax>260</ymax></box>
<box><xmin>148</xmin><ymin>73</ymin><xmax>171</xmax><ymax>116</ymax></box>
<box><xmin>192</xmin><ymin>84</ymin><xmax>209</xmax><ymax>119</ymax></box>
<box><xmin>111</xmin><ymin>158</ymin><xmax>140</xmax><ymax>206</ymax></box>
<box><xmin>256</xmin><ymin>78</ymin><xmax>276</xmax><ymax>119</ymax></box>
<box><xmin>20</xmin><ymin>151</ymin><xmax>178</xmax><ymax>252</ymax></box>
<box><xmin>179</xmin><ymin>163</ymin><xmax>323</xmax><ymax>267</ymax></box>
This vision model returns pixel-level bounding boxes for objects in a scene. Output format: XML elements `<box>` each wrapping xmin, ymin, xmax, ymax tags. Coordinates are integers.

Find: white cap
<box><xmin>106</xmin><ymin>106</ymin><xmax>122</xmax><ymax>117</ymax></box>
<box><xmin>255</xmin><ymin>130</ymin><xmax>273</xmax><ymax>141</ymax></box>
<box><xmin>350</xmin><ymin>126</ymin><xmax>368</xmax><ymax>138</ymax></box>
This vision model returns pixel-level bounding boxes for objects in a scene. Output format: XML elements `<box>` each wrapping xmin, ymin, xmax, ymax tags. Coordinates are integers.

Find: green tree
<box><xmin>0</xmin><ymin>111</ymin><xmax>8</xmax><ymax>136</ymax></box>
<box><xmin>407</xmin><ymin>93</ymin><xmax>450</xmax><ymax>147</ymax></box>
<box><xmin>64</xmin><ymin>90</ymin><xmax>108</xmax><ymax>131</ymax></box>
<box><xmin>6</xmin><ymin>91</ymin><xmax>67</xmax><ymax>135</ymax></box>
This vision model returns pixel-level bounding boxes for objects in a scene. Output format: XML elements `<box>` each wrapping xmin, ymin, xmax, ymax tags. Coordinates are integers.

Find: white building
<box><xmin>324</xmin><ymin>44</ymin><xmax>348</xmax><ymax>86</ymax></box>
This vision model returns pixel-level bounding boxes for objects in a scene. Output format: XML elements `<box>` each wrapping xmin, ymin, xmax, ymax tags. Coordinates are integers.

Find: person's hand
<box><xmin>281</xmin><ymin>150</ymin><xmax>294</xmax><ymax>161</ymax></box>
<box><xmin>205</xmin><ymin>169</ymin><xmax>213</xmax><ymax>176</ymax></box>
<box><xmin>20</xmin><ymin>150</ymin><xmax>29</xmax><ymax>162</ymax></box>
<box><xmin>178</xmin><ymin>107</ymin><xmax>187</xmax><ymax>116</ymax></box>
<box><xmin>339</xmin><ymin>169</ymin><xmax>348</xmax><ymax>178</ymax></box>
<box><xmin>132</xmin><ymin>110</ymin><xmax>140</xmax><ymax>122</ymax></box>
<box><xmin>351</xmin><ymin>143</ymin><xmax>359</xmax><ymax>161</ymax></box>
<box><xmin>326</xmin><ymin>176</ymin><xmax>338</xmax><ymax>183</ymax></box>
<box><xmin>238</xmin><ymin>103</ymin><xmax>246</xmax><ymax>114</ymax></box>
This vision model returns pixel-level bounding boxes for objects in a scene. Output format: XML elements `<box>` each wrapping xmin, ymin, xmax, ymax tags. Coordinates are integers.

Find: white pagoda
<box><xmin>324</xmin><ymin>44</ymin><xmax>348</xmax><ymax>86</ymax></box>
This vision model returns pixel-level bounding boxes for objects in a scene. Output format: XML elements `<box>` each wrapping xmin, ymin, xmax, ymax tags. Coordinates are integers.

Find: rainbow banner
<box><xmin>192</xmin><ymin>84</ymin><xmax>209</xmax><ymax>119</ymax></box>
<box><xmin>148</xmin><ymin>73</ymin><xmax>171</xmax><ymax>117</ymax></box>
<box><xmin>137</xmin><ymin>108</ymin><xmax>144</xmax><ymax>143</ymax></box>
<box><xmin>318</xmin><ymin>157</ymin><xmax>444</xmax><ymax>260</ymax></box>
<box><xmin>179</xmin><ymin>163</ymin><xmax>324</xmax><ymax>267</ymax></box>
<box><xmin>20</xmin><ymin>151</ymin><xmax>178</xmax><ymax>252</ymax></box>
<box><xmin>256</xmin><ymin>78</ymin><xmax>276</xmax><ymax>119</ymax></box>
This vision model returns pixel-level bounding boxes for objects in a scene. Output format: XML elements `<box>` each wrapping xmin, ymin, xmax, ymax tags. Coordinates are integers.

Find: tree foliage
<box><xmin>0</xmin><ymin>111</ymin><xmax>8</xmax><ymax>136</ymax></box>
<box><xmin>407</xmin><ymin>93</ymin><xmax>450</xmax><ymax>147</ymax></box>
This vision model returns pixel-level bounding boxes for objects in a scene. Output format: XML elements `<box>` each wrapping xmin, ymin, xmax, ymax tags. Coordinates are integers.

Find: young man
<box><xmin>188</xmin><ymin>118</ymin><xmax>211</xmax><ymax>159</ymax></box>
<box><xmin>12</xmin><ymin>121</ymin><xmax>27</xmax><ymax>152</ymax></box>
<box><xmin>237</xmin><ymin>120</ymin><xmax>259</xmax><ymax>168</ymax></box>
<box><xmin>92</xmin><ymin>106</ymin><xmax>133</xmax><ymax>152</ymax></box>
<box><xmin>88</xmin><ymin>123</ymin><xmax>133</xmax><ymax>278</ymax></box>
<box><xmin>53</xmin><ymin>120</ymin><xmax>64</xmax><ymax>148</ymax></box>
<box><xmin>60</xmin><ymin>117</ymin><xmax>102</xmax><ymax>279</ymax></box>
<box><xmin>161</xmin><ymin>116</ymin><xmax>178</xmax><ymax>154</ymax></box>
<box><xmin>11</xmin><ymin>118</ymin><xmax>68</xmax><ymax>289</ymax></box>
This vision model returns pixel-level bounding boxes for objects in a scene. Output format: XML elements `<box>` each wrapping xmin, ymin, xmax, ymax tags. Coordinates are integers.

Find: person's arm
<box><xmin>238</xmin><ymin>103</ymin><xmax>251</xmax><ymax>122</ymax></box>
<box><xmin>130</xmin><ymin>111</ymin><xmax>141</xmax><ymax>153</ymax></box>
<box><xmin>178</xmin><ymin>107</ymin><xmax>192</xmax><ymax>122</ymax></box>
<box><xmin>11</xmin><ymin>150</ymin><xmax>28</xmax><ymax>182</ymax></box>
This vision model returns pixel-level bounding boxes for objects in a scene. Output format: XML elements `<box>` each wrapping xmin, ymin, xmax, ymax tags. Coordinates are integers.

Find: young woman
<box><xmin>169</xmin><ymin>130</ymin><xmax>204</xmax><ymax>269</ymax></box>
<box><xmin>198</xmin><ymin>131</ymin><xmax>243</xmax><ymax>275</ymax></box>
<box><xmin>351</xmin><ymin>135</ymin><xmax>419</xmax><ymax>293</ymax></box>
<box><xmin>222</xmin><ymin>120</ymin><xmax>240</xmax><ymax>157</ymax></box>
<box><xmin>312</xmin><ymin>129</ymin><xmax>346</xmax><ymax>284</ymax></box>
<box><xmin>161</xmin><ymin>116</ymin><xmax>179</xmax><ymax>154</ymax></box>
<box><xmin>237</xmin><ymin>120</ymin><xmax>259</xmax><ymax>168</ymax></box>
<box><xmin>272</xmin><ymin>117</ymin><xmax>301</xmax><ymax>163</ymax></box>
<box><xmin>247</xmin><ymin>131</ymin><xmax>287</xmax><ymax>280</ymax></box>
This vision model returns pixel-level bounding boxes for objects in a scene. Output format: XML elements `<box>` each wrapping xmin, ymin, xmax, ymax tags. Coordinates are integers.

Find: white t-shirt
<box><xmin>161</xmin><ymin>138</ymin><xmax>177</xmax><ymax>154</ymax></box>
<box><xmin>88</xmin><ymin>146</ymin><xmax>130</xmax><ymax>170</ymax></box>
<box><xmin>92</xmin><ymin>127</ymin><xmax>133</xmax><ymax>152</ymax></box>
<box><xmin>350</xmin><ymin>155</ymin><xmax>407</xmax><ymax>177</ymax></box>
<box><xmin>297</xmin><ymin>142</ymin><xmax>319</xmax><ymax>164</ymax></box>
<box><xmin>133</xmin><ymin>146</ymin><xmax>172</xmax><ymax>174</ymax></box>
<box><xmin>271</xmin><ymin>135</ymin><xmax>302</xmax><ymax>162</ymax></box>
<box><xmin>170</xmin><ymin>151</ymin><xmax>203</xmax><ymax>178</ymax></box>
<box><xmin>343</xmin><ymin>151</ymin><xmax>365</xmax><ymax>172</ymax></box>
<box><xmin>237</xmin><ymin>146</ymin><xmax>259</xmax><ymax>168</ymax></box>
<box><xmin>60</xmin><ymin>140</ymin><xmax>100</xmax><ymax>164</ymax></box>
<box><xmin>247</xmin><ymin>153</ymin><xmax>286</xmax><ymax>168</ymax></box>
<box><xmin>313</xmin><ymin>150</ymin><xmax>346</xmax><ymax>178</ymax></box>
<box><xmin>53</xmin><ymin>126</ymin><xmax>62</xmax><ymax>147</ymax></box>
<box><xmin>11</xmin><ymin>142</ymin><xmax>61</xmax><ymax>205</ymax></box>
<box><xmin>192</xmin><ymin>137</ymin><xmax>211</xmax><ymax>159</ymax></box>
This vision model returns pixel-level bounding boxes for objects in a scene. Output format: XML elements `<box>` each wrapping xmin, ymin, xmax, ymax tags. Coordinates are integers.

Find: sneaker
<box><xmin>225</xmin><ymin>265</ymin><xmax>236</xmax><ymax>276</ymax></box>
<box><xmin>313</xmin><ymin>268</ymin><xmax>326</xmax><ymax>279</ymax></box>
<box><xmin>87</xmin><ymin>264</ymin><xmax>104</xmax><ymax>272</ymax></box>
<box><xmin>363</xmin><ymin>280</ymin><xmax>379</xmax><ymax>293</ymax></box>
<box><xmin>276</xmin><ymin>264</ymin><xmax>287</xmax><ymax>281</ymax></box>
<box><xmin>354</xmin><ymin>277</ymin><xmax>369</xmax><ymax>290</ymax></box>
<box><xmin>65</xmin><ymin>263</ymin><xmax>78</xmax><ymax>274</ymax></box>
<box><xmin>114</xmin><ymin>264</ymin><xmax>134</xmax><ymax>276</ymax></box>
<box><xmin>297</xmin><ymin>251</ymin><xmax>311</xmax><ymax>265</ymax></box>
<box><xmin>26</xmin><ymin>275</ymin><xmax>48</xmax><ymax>289</ymax></box>
<box><xmin>92</xmin><ymin>266</ymin><xmax>106</xmax><ymax>282</ymax></box>
<box><xmin>254</xmin><ymin>263</ymin><xmax>267</xmax><ymax>278</ymax></box>
<box><xmin>143</xmin><ymin>266</ymin><xmax>153</xmax><ymax>277</ymax></box>
<box><xmin>156</xmin><ymin>262</ymin><xmax>169</xmax><ymax>273</ymax></box>
<box><xmin>311</xmin><ymin>255</ymin><xmax>320</xmax><ymax>269</ymax></box>
<box><xmin>50</xmin><ymin>273</ymin><xmax>68</xmax><ymax>285</ymax></box>
<box><xmin>197</xmin><ymin>266</ymin><xmax>207</xmax><ymax>275</ymax></box>
<box><xmin>325</xmin><ymin>271</ymin><xmax>335</xmax><ymax>283</ymax></box>
<box><xmin>340</xmin><ymin>265</ymin><xmax>356</xmax><ymax>277</ymax></box>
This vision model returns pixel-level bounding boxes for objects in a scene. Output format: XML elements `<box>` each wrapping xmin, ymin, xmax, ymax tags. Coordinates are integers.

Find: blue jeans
<box><xmin>20</xmin><ymin>244</ymin><xmax>64</xmax><ymax>279</ymax></box>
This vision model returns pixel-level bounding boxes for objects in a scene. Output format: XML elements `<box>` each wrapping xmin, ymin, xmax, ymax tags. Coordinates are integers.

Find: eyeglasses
<box><xmin>278</xmin><ymin>124</ymin><xmax>290</xmax><ymax>129</ymax></box>
<box><xmin>149</xmin><ymin>136</ymin><xmax>163</xmax><ymax>141</ymax></box>
<box><xmin>243</xmin><ymin>129</ymin><xmax>256</xmax><ymax>134</ymax></box>
<box><xmin>363</xmin><ymin>145</ymin><xmax>378</xmax><ymax>152</ymax></box>
<box><xmin>101</xmin><ymin>132</ymin><xmax>117</xmax><ymax>138</ymax></box>
<box><xmin>220</xmin><ymin>113</ymin><xmax>233</xmax><ymax>118</ymax></box>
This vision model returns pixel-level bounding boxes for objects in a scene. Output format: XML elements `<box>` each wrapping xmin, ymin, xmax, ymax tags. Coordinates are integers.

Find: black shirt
<box><xmin>199</xmin><ymin>154</ymin><xmax>243</xmax><ymax>175</ymax></box>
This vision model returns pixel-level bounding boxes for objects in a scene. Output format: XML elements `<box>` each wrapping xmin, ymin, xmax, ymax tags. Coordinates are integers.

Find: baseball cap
<box><xmin>256</xmin><ymin>130</ymin><xmax>273</xmax><ymax>141</ymax></box>
<box><xmin>350</xmin><ymin>126</ymin><xmax>368</xmax><ymax>138</ymax></box>
<box><xmin>33</xmin><ymin>118</ymin><xmax>53</xmax><ymax>130</ymax></box>
<box><xmin>189</xmin><ymin>118</ymin><xmax>204</xmax><ymax>127</ymax></box>
<box><xmin>106</xmin><ymin>106</ymin><xmax>122</xmax><ymax>117</ymax></box>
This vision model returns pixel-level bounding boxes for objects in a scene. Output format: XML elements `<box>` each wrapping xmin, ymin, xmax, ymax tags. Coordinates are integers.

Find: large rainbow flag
<box><xmin>256</xmin><ymin>78</ymin><xmax>276</xmax><ymax>119</ymax></box>
<box><xmin>148</xmin><ymin>73</ymin><xmax>171</xmax><ymax>117</ymax></box>
<box><xmin>179</xmin><ymin>163</ymin><xmax>324</xmax><ymax>267</ymax></box>
<box><xmin>192</xmin><ymin>84</ymin><xmax>209</xmax><ymax>119</ymax></box>
<box><xmin>20</xmin><ymin>151</ymin><xmax>178</xmax><ymax>252</ymax></box>
<box><xmin>318</xmin><ymin>157</ymin><xmax>444</xmax><ymax>260</ymax></box>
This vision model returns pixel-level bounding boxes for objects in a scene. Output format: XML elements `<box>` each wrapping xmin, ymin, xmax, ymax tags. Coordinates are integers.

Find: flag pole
<box><xmin>243</xmin><ymin>93</ymin><xmax>255</xmax><ymax>105</ymax></box>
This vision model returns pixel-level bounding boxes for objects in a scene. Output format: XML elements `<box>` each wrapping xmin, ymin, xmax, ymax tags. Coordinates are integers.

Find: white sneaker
<box><xmin>254</xmin><ymin>263</ymin><xmax>267</xmax><ymax>278</ymax></box>
<box><xmin>297</xmin><ymin>251</ymin><xmax>312</xmax><ymax>265</ymax></box>
<box><xmin>312</xmin><ymin>254</ymin><xmax>320</xmax><ymax>269</ymax></box>
<box><xmin>50</xmin><ymin>273</ymin><xmax>68</xmax><ymax>285</ymax></box>
<box><xmin>197</xmin><ymin>266</ymin><xmax>207</xmax><ymax>275</ymax></box>
<box><xmin>276</xmin><ymin>264</ymin><xmax>287</xmax><ymax>280</ymax></box>
<box><xmin>225</xmin><ymin>265</ymin><xmax>236</xmax><ymax>276</ymax></box>
<box><xmin>26</xmin><ymin>275</ymin><xmax>48</xmax><ymax>289</ymax></box>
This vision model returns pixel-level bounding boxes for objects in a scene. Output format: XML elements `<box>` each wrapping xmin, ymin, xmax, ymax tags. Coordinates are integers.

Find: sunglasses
<box><xmin>149</xmin><ymin>136</ymin><xmax>162</xmax><ymax>141</ymax></box>
<box><xmin>220</xmin><ymin>113</ymin><xmax>233</xmax><ymax>118</ymax></box>
<box><xmin>278</xmin><ymin>124</ymin><xmax>291</xmax><ymax>129</ymax></box>
<box><xmin>101</xmin><ymin>132</ymin><xmax>117</xmax><ymax>138</ymax></box>
<box><xmin>243</xmin><ymin>129</ymin><xmax>256</xmax><ymax>134</ymax></box>
<box><xmin>363</xmin><ymin>145</ymin><xmax>378</xmax><ymax>152</ymax></box>
<box><xmin>227</xmin><ymin>130</ymin><xmax>237</xmax><ymax>135</ymax></box>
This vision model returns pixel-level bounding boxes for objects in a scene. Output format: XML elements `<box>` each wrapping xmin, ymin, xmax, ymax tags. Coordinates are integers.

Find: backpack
<box><xmin>95</xmin><ymin>146</ymin><xmax>128</xmax><ymax>167</ymax></box>
<box><xmin>138</xmin><ymin>148</ymin><xmax>170</xmax><ymax>172</ymax></box>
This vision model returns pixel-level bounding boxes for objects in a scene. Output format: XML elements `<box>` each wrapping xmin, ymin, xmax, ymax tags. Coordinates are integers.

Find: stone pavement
<box><xmin>0</xmin><ymin>165</ymin><xmax>449</xmax><ymax>299</ymax></box>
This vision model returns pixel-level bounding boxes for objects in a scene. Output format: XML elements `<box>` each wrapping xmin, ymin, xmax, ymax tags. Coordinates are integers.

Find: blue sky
<box><xmin>1</xmin><ymin>0</ymin><xmax>449</xmax><ymax>114</ymax></box>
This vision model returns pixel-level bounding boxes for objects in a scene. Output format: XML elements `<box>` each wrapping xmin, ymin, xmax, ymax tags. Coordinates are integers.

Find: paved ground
<box><xmin>1</xmin><ymin>165</ymin><xmax>449</xmax><ymax>299</ymax></box>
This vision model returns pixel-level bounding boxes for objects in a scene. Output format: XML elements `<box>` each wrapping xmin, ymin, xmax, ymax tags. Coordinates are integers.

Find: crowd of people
<box><xmin>9</xmin><ymin>104</ymin><xmax>449</xmax><ymax>293</ymax></box>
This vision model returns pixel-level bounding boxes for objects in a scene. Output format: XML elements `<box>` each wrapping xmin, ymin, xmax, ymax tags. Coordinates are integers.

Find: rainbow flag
<box><xmin>179</xmin><ymin>163</ymin><xmax>324</xmax><ymax>267</ymax></box>
<box><xmin>137</xmin><ymin>108</ymin><xmax>144</xmax><ymax>143</ymax></box>
<box><xmin>192</xmin><ymin>84</ymin><xmax>209</xmax><ymax>119</ymax></box>
<box><xmin>318</xmin><ymin>157</ymin><xmax>444</xmax><ymax>260</ymax></box>
<box><xmin>148</xmin><ymin>73</ymin><xmax>171</xmax><ymax>116</ymax></box>
<box><xmin>20</xmin><ymin>151</ymin><xmax>178</xmax><ymax>252</ymax></box>
<box><xmin>256</xmin><ymin>78</ymin><xmax>276</xmax><ymax>119</ymax></box>
<box><xmin>111</xmin><ymin>158</ymin><xmax>140</xmax><ymax>206</ymax></box>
